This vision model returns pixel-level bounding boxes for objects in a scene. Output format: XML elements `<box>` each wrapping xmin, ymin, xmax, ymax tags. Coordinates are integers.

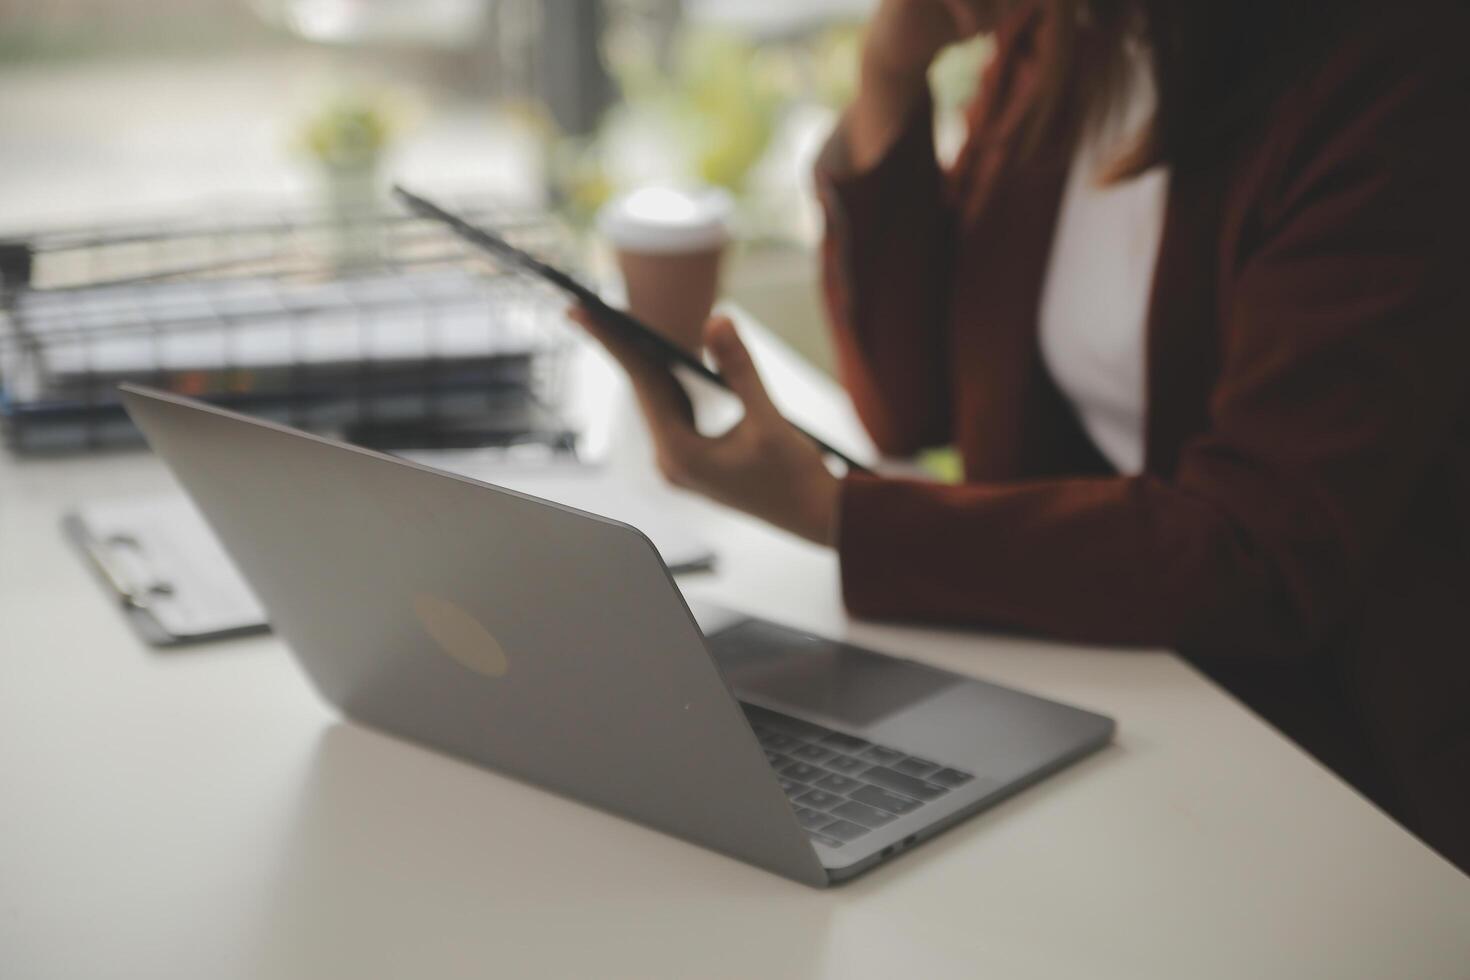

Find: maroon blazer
<box><xmin>817</xmin><ymin>4</ymin><xmax>1470</xmax><ymax>871</ymax></box>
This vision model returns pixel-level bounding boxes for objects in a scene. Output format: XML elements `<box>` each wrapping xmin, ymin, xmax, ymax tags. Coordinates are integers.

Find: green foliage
<box><xmin>606</xmin><ymin>29</ymin><xmax>786</xmax><ymax>193</ymax></box>
<box><xmin>809</xmin><ymin>24</ymin><xmax>864</xmax><ymax>109</ymax></box>
<box><xmin>680</xmin><ymin>33</ymin><xmax>785</xmax><ymax>189</ymax></box>
<box><xmin>918</xmin><ymin>446</ymin><xmax>966</xmax><ymax>484</ymax></box>
<box><xmin>550</xmin><ymin>134</ymin><xmax>616</xmax><ymax>224</ymax></box>
<box><xmin>929</xmin><ymin>34</ymin><xmax>994</xmax><ymax>113</ymax></box>
<box><xmin>299</xmin><ymin>93</ymin><xmax>397</xmax><ymax>170</ymax></box>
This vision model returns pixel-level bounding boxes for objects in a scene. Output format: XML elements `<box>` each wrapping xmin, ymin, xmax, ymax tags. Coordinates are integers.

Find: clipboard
<box><xmin>62</xmin><ymin>495</ymin><xmax>269</xmax><ymax>646</ymax></box>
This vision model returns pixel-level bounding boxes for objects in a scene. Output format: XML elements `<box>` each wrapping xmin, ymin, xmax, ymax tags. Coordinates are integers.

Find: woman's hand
<box><xmin>568</xmin><ymin>308</ymin><xmax>840</xmax><ymax>547</ymax></box>
<box><xmin>863</xmin><ymin>0</ymin><xmax>993</xmax><ymax>84</ymax></box>
<box><xmin>847</xmin><ymin>0</ymin><xmax>1002</xmax><ymax>169</ymax></box>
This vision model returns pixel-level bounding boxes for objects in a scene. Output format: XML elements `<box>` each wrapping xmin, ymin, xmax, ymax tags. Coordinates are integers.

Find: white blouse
<box><xmin>1037</xmin><ymin>49</ymin><xmax>1168</xmax><ymax>476</ymax></box>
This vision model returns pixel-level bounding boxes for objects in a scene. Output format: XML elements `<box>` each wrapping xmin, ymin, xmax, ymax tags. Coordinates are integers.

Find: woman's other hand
<box><xmin>568</xmin><ymin>307</ymin><xmax>840</xmax><ymax>547</ymax></box>
<box><xmin>864</xmin><ymin>0</ymin><xmax>992</xmax><ymax>82</ymax></box>
<box><xmin>849</xmin><ymin>0</ymin><xmax>1001</xmax><ymax>168</ymax></box>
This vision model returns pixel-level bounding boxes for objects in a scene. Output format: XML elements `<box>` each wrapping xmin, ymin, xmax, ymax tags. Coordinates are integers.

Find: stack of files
<box><xmin>2</xmin><ymin>266</ymin><xmax>564</xmax><ymax>452</ymax></box>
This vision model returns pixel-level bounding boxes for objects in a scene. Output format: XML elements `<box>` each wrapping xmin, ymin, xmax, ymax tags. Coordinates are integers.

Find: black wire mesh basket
<box><xmin>0</xmin><ymin>197</ymin><xmax>584</xmax><ymax>455</ymax></box>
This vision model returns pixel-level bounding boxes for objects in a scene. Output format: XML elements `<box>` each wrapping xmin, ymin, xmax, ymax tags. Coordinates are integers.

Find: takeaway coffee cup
<box><xmin>597</xmin><ymin>185</ymin><xmax>735</xmax><ymax>356</ymax></box>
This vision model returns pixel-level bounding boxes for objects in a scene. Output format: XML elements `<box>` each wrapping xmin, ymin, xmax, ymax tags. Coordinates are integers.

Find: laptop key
<box><xmin>778</xmin><ymin>778</ymin><xmax>806</xmax><ymax>797</ymax></box>
<box><xmin>764</xmin><ymin>751</ymin><xmax>793</xmax><ymax>768</ymax></box>
<box><xmin>793</xmin><ymin>788</ymin><xmax>845</xmax><ymax>810</ymax></box>
<box><xmin>894</xmin><ymin>756</ymin><xmax>940</xmax><ymax>778</ymax></box>
<box><xmin>790</xmin><ymin>743</ymin><xmax>835</xmax><ymax>763</ymax></box>
<box><xmin>818</xmin><ymin>819</ymin><xmax>870</xmax><ymax>842</ymax></box>
<box><xmin>820</xmin><ymin>732</ymin><xmax>869</xmax><ymax>753</ymax></box>
<box><xmin>760</xmin><ymin>732</ymin><xmax>798</xmax><ymax>751</ymax></box>
<box><xmin>930</xmin><ymin>768</ymin><xmax>975</xmax><ymax>787</ymax></box>
<box><xmin>814</xmin><ymin>772</ymin><xmax>863</xmax><ymax>794</ymax></box>
<box><xmin>792</xmin><ymin>806</ymin><xmax>833</xmax><ymax>830</ymax></box>
<box><xmin>850</xmin><ymin>784</ymin><xmax>923</xmax><ymax>815</ymax></box>
<box><xmin>832</xmin><ymin>800</ymin><xmax>897</xmax><ymax>828</ymax></box>
<box><xmin>861</xmin><ymin>745</ymin><xmax>905</xmax><ymax>765</ymax></box>
<box><xmin>825</xmin><ymin>754</ymin><xmax>867</xmax><ymax>775</ymax></box>
<box><xmin>862</xmin><ymin>765</ymin><xmax>949</xmax><ymax>801</ymax></box>
<box><xmin>808</xmin><ymin>831</ymin><xmax>845</xmax><ymax>848</ymax></box>
<box><xmin>781</xmin><ymin>761</ymin><xmax>824</xmax><ymax>782</ymax></box>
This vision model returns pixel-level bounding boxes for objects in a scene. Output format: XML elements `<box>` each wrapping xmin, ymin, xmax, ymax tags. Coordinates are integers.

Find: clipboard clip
<box><xmin>76</xmin><ymin>533</ymin><xmax>174</xmax><ymax>611</ymax></box>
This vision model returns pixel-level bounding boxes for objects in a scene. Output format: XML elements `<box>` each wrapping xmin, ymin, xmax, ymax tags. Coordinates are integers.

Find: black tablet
<box><xmin>393</xmin><ymin>185</ymin><xmax>869</xmax><ymax>474</ymax></box>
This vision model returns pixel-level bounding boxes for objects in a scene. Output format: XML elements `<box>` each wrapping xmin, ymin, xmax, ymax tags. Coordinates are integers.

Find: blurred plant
<box><xmin>540</xmin><ymin>25</ymin><xmax>793</xmax><ymax>219</ymax></box>
<box><xmin>294</xmin><ymin>89</ymin><xmax>411</xmax><ymax>267</ymax></box>
<box><xmin>505</xmin><ymin>97</ymin><xmax>612</xmax><ymax>227</ymax></box>
<box><xmin>536</xmin><ymin>18</ymin><xmax>990</xmax><ymax>232</ymax></box>
<box><xmin>297</xmin><ymin>91</ymin><xmax>403</xmax><ymax>172</ymax></box>
<box><xmin>674</xmin><ymin>32</ymin><xmax>787</xmax><ymax>190</ymax></box>
<box><xmin>549</xmin><ymin>134</ymin><xmax>617</xmax><ymax>224</ymax></box>
<box><xmin>608</xmin><ymin>28</ymin><xmax>789</xmax><ymax>193</ymax></box>
<box><xmin>809</xmin><ymin>24</ymin><xmax>864</xmax><ymax>109</ymax></box>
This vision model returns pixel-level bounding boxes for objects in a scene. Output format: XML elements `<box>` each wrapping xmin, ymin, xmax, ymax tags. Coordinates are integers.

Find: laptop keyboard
<box><xmin>740</xmin><ymin>703</ymin><xmax>975</xmax><ymax>849</ymax></box>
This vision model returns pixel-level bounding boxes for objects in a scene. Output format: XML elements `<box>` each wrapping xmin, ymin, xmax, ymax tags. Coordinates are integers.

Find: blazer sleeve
<box><xmin>815</xmin><ymin>91</ymin><xmax>954</xmax><ymax>456</ymax></box>
<box><xmin>815</xmin><ymin>4</ymin><xmax>1049</xmax><ymax>457</ymax></box>
<box><xmin>835</xmin><ymin>33</ymin><xmax>1470</xmax><ymax>661</ymax></box>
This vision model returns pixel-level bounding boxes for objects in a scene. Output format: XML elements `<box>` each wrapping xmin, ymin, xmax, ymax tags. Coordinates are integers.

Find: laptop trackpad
<box><xmin>706</xmin><ymin>619</ymin><xmax>958</xmax><ymax>729</ymax></box>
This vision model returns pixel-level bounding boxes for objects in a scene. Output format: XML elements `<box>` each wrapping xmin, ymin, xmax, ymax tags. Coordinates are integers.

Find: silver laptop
<box><xmin>120</xmin><ymin>384</ymin><xmax>1114</xmax><ymax>887</ymax></box>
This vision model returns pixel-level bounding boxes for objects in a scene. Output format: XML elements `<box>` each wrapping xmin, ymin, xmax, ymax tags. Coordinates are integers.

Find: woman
<box><xmin>574</xmin><ymin>0</ymin><xmax>1470</xmax><ymax>872</ymax></box>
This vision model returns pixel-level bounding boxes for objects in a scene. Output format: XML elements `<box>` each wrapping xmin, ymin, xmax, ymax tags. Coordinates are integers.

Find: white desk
<box><xmin>2</xmin><ymin>318</ymin><xmax>1468</xmax><ymax>980</ymax></box>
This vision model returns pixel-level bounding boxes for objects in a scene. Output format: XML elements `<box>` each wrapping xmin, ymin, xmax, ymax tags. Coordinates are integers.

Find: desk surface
<box><xmin>2</xmin><ymin>319</ymin><xmax>1467</xmax><ymax>980</ymax></box>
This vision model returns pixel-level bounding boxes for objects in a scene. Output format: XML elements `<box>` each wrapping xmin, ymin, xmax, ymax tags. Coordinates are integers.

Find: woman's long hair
<box><xmin>1031</xmin><ymin>0</ymin><xmax>1351</xmax><ymax>179</ymax></box>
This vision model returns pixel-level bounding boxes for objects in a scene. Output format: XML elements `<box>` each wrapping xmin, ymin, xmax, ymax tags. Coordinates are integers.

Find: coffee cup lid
<box><xmin>597</xmin><ymin>185</ymin><xmax>734</xmax><ymax>254</ymax></box>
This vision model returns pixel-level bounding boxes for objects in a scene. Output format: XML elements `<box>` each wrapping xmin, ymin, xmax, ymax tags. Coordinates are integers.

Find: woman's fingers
<box><xmin>566</xmin><ymin>305</ymin><xmax>642</xmax><ymax>371</ymax></box>
<box><xmin>565</xmin><ymin>307</ymin><xmax>836</xmax><ymax>542</ymax></box>
<box><xmin>567</xmin><ymin>306</ymin><xmax>796</xmax><ymax>493</ymax></box>
<box><xmin>704</xmin><ymin>317</ymin><xmax>777</xmax><ymax>421</ymax></box>
<box><xmin>565</xmin><ymin>303</ymin><xmax>695</xmax><ymax>432</ymax></box>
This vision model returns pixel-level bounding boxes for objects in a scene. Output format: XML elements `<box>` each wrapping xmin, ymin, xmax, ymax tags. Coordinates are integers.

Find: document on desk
<box><xmin>404</xmin><ymin>452</ymin><xmax>716</xmax><ymax>575</ymax></box>
<box><xmin>65</xmin><ymin>465</ymin><xmax>712</xmax><ymax>645</ymax></box>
